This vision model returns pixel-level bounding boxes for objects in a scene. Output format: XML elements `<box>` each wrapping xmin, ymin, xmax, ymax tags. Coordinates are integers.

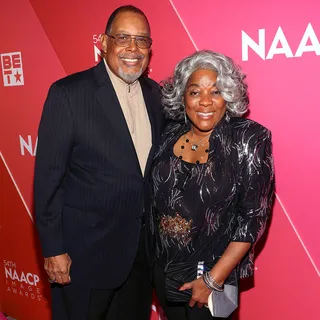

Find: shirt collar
<box><xmin>103</xmin><ymin>58</ymin><xmax>139</xmax><ymax>93</ymax></box>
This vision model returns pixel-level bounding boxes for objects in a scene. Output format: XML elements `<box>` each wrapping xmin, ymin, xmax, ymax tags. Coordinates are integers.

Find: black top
<box><xmin>151</xmin><ymin>115</ymin><xmax>275</xmax><ymax>278</ymax></box>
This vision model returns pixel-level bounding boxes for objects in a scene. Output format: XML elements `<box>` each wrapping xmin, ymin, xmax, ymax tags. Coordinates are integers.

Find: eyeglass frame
<box><xmin>106</xmin><ymin>33</ymin><xmax>153</xmax><ymax>49</ymax></box>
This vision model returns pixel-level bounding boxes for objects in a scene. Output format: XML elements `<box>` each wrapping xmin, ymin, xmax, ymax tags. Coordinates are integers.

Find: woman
<box><xmin>150</xmin><ymin>50</ymin><xmax>275</xmax><ymax>320</ymax></box>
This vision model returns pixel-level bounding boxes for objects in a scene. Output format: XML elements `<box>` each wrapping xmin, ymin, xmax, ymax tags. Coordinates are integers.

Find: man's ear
<box><xmin>100</xmin><ymin>34</ymin><xmax>108</xmax><ymax>54</ymax></box>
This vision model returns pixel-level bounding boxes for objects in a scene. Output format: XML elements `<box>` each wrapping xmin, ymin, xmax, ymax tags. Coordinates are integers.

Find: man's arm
<box><xmin>34</xmin><ymin>82</ymin><xmax>73</xmax><ymax>284</ymax></box>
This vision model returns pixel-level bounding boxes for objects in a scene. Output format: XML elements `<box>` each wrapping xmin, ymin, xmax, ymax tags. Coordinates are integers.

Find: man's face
<box><xmin>101</xmin><ymin>11</ymin><xmax>151</xmax><ymax>83</ymax></box>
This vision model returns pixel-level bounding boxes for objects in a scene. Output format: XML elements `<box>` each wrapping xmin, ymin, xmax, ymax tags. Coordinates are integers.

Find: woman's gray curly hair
<box><xmin>162</xmin><ymin>50</ymin><xmax>249</xmax><ymax>120</ymax></box>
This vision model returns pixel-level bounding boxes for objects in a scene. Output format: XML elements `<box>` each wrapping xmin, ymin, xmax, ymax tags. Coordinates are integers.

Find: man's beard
<box><xmin>118</xmin><ymin>66</ymin><xmax>143</xmax><ymax>83</ymax></box>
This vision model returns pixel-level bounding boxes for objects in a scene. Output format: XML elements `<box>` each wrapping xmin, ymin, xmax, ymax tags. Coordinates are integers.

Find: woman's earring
<box><xmin>184</xmin><ymin>108</ymin><xmax>187</xmax><ymax>124</ymax></box>
<box><xmin>225</xmin><ymin>109</ymin><xmax>230</xmax><ymax>121</ymax></box>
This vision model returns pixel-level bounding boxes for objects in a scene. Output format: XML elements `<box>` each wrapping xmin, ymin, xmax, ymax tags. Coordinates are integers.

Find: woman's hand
<box><xmin>179</xmin><ymin>277</ymin><xmax>212</xmax><ymax>308</ymax></box>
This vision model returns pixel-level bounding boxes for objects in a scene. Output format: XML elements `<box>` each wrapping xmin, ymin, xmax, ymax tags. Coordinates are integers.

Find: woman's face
<box><xmin>184</xmin><ymin>69</ymin><xmax>227</xmax><ymax>134</ymax></box>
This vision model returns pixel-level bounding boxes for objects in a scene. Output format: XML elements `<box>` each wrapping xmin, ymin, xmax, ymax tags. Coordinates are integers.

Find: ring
<box><xmin>48</xmin><ymin>277</ymin><xmax>56</xmax><ymax>283</ymax></box>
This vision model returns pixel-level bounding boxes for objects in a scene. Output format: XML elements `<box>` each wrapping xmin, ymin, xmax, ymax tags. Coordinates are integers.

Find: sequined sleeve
<box><xmin>232</xmin><ymin>125</ymin><xmax>275</xmax><ymax>277</ymax></box>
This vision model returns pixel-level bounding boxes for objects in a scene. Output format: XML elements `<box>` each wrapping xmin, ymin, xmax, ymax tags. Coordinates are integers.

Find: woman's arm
<box><xmin>209</xmin><ymin>242</ymin><xmax>251</xmax><ymax>285</ymax></box>
<box><xmin>180</xmin><ymin>124</ymin><xmax>275</xmax><ymax>306</ymax></box>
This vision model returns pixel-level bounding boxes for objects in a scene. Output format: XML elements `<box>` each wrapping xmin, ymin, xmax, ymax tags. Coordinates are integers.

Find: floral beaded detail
<box><xmin>159</xmin><ymin>213</ymin><xmax>193</xmax><ymax>246</ymax></box>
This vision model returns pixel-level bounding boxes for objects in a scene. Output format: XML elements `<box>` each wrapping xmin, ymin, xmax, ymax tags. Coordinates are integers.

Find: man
<box><xmin>34</xmin><ymin>5</ymin><xmax>164</xmax><ymax>319</ymax></box>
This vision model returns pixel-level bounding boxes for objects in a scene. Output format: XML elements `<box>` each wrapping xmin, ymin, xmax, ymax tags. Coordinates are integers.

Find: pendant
<box><xmin>191</xmin><ymin>144</ymin><xmax>198</xmax><ymax>151</ymax></box>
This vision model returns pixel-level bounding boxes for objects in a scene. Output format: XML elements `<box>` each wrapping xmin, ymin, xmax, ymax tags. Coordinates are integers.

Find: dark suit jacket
<box><xmin>34</xmin><ymin>60</ymin><xmax>165</xmax><ymax>288</ymax></box>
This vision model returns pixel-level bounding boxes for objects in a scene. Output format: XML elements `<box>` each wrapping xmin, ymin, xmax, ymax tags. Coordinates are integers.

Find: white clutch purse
<box><xmin>207</xmin><ymin>282</ymin><xmax>238</xmax><ymax>318</ymax></box>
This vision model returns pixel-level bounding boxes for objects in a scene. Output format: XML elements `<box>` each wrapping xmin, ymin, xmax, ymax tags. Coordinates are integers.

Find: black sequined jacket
<box><xmin>150</xmin><ymin>115</ymin><xmax>275</xmax><ymax>278</ymax></box>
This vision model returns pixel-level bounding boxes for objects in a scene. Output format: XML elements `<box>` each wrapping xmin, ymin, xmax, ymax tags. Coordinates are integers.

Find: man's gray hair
<box><xmin>162</xmin><ymin>50</ymin><xmax>249</xmax><ymax>120</ymax></box>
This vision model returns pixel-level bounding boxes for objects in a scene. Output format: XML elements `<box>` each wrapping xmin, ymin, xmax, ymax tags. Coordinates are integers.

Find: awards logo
<box><xmin>1</xmin><ymin>52</ymin><xmax>24</xmax><ymax>86</ymax></box>
<box><xmin>3</xmin><ymin>260</ymin><xmax>43</xmax><ymax>302</ymax></box>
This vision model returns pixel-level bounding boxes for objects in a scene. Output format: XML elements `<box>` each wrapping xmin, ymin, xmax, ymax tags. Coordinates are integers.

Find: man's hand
<box><xmin>44</xmin><ymin>253</ymin><xmax>72</xmax><ymax>285</ymax></box>
<box><xmin>179</xmin><ymin>277</ymin><xmax>212</xmax><ymax>308</ymax></box>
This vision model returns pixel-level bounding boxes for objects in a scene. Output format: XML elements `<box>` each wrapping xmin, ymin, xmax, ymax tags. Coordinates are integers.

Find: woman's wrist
<box><xmin>203</xmin><ymin>272</ymin><xmax>224</xmax><ymax>292</ymax></box>
<box><xmin>209</xmin><ymin>270</ymin><xmax>225</xmax><ymax>287</ymax></box>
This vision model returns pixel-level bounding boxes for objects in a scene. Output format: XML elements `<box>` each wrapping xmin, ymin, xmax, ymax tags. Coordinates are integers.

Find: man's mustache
<box><xmin>118</xmin><ymin>53</ymin><xmax>144</xmax><ymax>59</ymax></box>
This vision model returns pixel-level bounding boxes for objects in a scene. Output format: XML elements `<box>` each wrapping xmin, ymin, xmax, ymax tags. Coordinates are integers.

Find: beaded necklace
<box><xmin>178</xmin><ymin>132</ymin><xmax>210</xmax><ymax>164</ymax></box>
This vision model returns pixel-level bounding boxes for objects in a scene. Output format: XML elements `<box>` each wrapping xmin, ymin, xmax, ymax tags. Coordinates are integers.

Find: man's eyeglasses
<box><xmin>107</xmin><ymin>33</ymin><xmax>153</xmax><ymax>49</ymax></box>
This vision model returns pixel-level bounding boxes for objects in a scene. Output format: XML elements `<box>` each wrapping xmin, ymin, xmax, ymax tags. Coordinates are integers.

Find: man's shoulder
<box><xmin>52</xmin><ymin>65</ymin><xmax>97</xmax><ymax>90</ymax></box>
<box><xmin>140</xmin><ymin>75</ymin><xmax>160</xmax><ymax>90</ymax></box>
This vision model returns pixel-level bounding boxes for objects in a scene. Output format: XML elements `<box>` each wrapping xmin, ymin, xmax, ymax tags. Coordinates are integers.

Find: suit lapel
<box><xmin>94</xmin><ymin>61</ymin><xmax>141</xmax><ymax>172</ymax></box>
<box><xmin>140</xmin><ymin>77</ymin><xmax>161</xmax><ymax>176</ymax></box>
<box><xmin>140</xmin><ymin>77</ymin><xmax>158</xmax><ymax>145</ymax></box>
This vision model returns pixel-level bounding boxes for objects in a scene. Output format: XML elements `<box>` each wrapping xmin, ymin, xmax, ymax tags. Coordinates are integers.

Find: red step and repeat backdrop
<box><xmin>1</xmin><ymin>0</ymin><xmax>320</xmax><ymax>319</ymax></box>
